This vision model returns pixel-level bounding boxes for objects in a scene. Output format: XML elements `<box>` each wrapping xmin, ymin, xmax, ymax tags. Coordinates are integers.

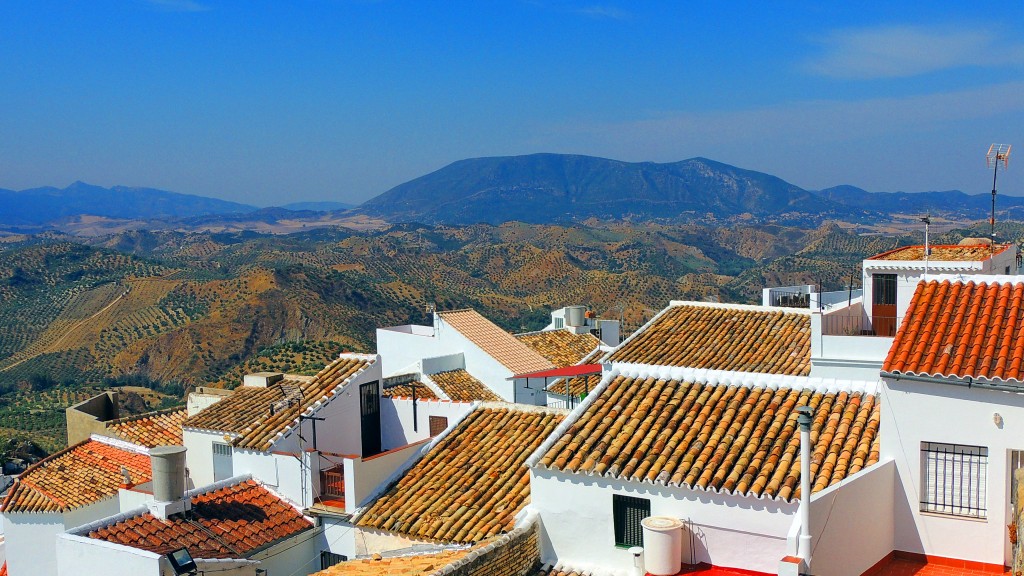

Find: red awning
<box><xmin>508</xmin><ymin>363</ymin><xmax>603</xmax><ymax>380</ymax></box>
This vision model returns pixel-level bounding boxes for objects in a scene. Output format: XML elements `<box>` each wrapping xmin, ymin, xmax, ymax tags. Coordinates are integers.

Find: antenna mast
<box><xmin>986</xmin><ymin>144</ymin><xmax>1011</xmax><ymax>256</ymax></box>
<box><xmin>920</xmin><ymin>215</ymin><xmax>931</xmax><ymax>280</ymax></box>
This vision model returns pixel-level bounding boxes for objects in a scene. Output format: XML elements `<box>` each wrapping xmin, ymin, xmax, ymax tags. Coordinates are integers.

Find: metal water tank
<box><xmin>641</xmin><ymin>516</ymin><xmax>684</xmax><ymax>576</ymax></box>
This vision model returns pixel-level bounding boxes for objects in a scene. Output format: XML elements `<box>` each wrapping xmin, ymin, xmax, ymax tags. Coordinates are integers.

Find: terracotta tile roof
<box><xmin>2</xmin><ymin>438</ymin><xmax>151</xmax><ymax>513</ymax></box>
<box><xmin>607</xmin><ymin>303</ymin><xmax>811</xmax><ymax>376</ymax></box>
<box><xmin>184</xmin><ymin>355</ymin><xmax>374</xmax><ymax>450</ymax></box>
<box><xmin>0</xmin><ymin>561</ymin><xmax>6</xmax><ymax>576</ymax></box>
<box><xmin>535</xmin><ymin>374</ymin><xmax>880</xmax><ymax>501</ymax></box>
<box><xmin>437</xmin><ymin>310</ymin><xmax>554</xmax><ymax>375</ymax></box>
<box><xmin>383</xmin><ymin>381</ymin><xmax>440</xmax><ymax>400</ymax></box>
<box><xmin>87</xmin><ymin>479</ymin><xmax>312</xmax><ymax>559</ymax></box>
<box><xmin>106</xmin><ymin>407</ymin><xmax>186</xmax><ymax>448</ymax></box>
<box><xmin>515</xmin><ymin>330</ymin><xmax>601</xmax><ymax>368</ymax></box>
<box><xmin>356</xmin><ymin>404</ymin><xmax>565</xmax><ymax>543</ymax></box>
<box><xmin>869</xmin><ymin>243</ymin><xmax>1011</xmax><ymax>262</ymax></box>
<box><xmin>315</xmin><ymin>549</ymin><xmax>474</xmax><ymax>575</ymax></box>
<box><xmin>883</xmin><ymin>279</ymin><xmax>1024</xmax><ymax>381</ymax></box>
<box><xmin>428</xmin><ymin>369</ymin><xmax>502</xmax><ymax>402</ymax></box>
<box><xmin>545</xmin><ymin>349</ymin><xmax>603</xmax><ymax>397</ymax></box>
<box><xmin>534</xmin><ymin>565</ymin><xmax>593</xmax><ymax>576</ymax></box>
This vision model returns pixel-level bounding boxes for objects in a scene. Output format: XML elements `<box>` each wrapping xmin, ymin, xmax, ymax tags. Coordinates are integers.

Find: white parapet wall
<box><xmin>380</xmin><ymin>397</ymin><xmax>474</xmax><ymax>449</ymax></box>
<box><xmin>529</xmin><ymin>468</ymin><xmax>797</xmax><ymax>575</ymax></box>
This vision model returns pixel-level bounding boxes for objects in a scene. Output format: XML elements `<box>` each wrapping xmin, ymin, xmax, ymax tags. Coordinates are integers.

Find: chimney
<box><xmin>796</xmin><ymin>405</ymin><xmax>813</xmax><ymax>569</ymax></box>
<box><xmin>147</xmin><ymin>445</ymin><xmax>191</xmax><ymax>520</ymax></box>
<box><xmin>243</xmin><ymin>372</ymin><xmax>284</xmax><ymax>388</ymax></box>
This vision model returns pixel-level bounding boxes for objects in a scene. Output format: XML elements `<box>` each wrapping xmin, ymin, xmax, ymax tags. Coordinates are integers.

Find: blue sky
<box><xmin>2</xmin><ymin>1</ymin><xmax>1024</xmax><ymax>205</ymax></box>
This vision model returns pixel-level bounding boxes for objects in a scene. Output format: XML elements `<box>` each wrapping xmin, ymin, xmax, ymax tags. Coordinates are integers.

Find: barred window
<box><xmin>613</xmin><ymin>494</ymin><xmax>650</xmax><ymax>548</ymax></box>
<box><xmin>920</xmin><ymin>442</ymin><xmax>987</xmax><ymax>518</ymax></box>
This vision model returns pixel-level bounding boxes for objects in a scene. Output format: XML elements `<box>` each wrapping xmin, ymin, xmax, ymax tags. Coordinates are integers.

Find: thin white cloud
<box><xmin>576</xmin><ymin>5</ymin><xmax>632</xmax><ymax>20</ymax></box>
<box><xmin>805</xmin><ymin>24</ymin><xmax>1024</xmax><ymax>79</ymax></box>
<box><xmin>145</xmin><ymin>0</ymin><xmax>211</xmax><ymax>12</ymax></box>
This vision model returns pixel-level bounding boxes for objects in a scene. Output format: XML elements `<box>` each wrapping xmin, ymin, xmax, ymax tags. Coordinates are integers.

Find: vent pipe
<box><xmin>148</xmin><ymin>445</ymin><xmax>190</xmax><ymax>520</ymax></box>
<box><xmin>796</xmin><ymin>405</ymin><xmax>813</xmax><ymax>567</ymax></box>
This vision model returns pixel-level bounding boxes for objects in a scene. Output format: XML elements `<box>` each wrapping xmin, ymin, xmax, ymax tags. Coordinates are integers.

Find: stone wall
<box><xmin>435</xmin><ymin>517</ymin><xmax>540</xmax><ymax>576</ymax></box>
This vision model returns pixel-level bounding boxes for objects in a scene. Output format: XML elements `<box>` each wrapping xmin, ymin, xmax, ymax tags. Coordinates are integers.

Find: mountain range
<box><xmin>5</xmin><ymin>155</ymin><xmax>1023</xmax><ymax>228</ymax></box>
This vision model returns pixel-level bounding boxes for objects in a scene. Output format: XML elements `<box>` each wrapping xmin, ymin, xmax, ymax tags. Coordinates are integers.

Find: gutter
<box><xmin>881</xmin><ymin>371</ymin><xmax>1024</xmax><ymax>394</ymax></box>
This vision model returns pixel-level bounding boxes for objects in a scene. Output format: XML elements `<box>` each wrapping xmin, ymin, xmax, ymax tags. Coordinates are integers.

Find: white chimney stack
<box><xmin>147</xmin><ymin>445</ymin><xmax>191</xmax><ymax>520</ymax></box>
<box><xmin>796</xmin><ymin>405</ymin><xmax>813</xmax><ymax>569</ymax></box>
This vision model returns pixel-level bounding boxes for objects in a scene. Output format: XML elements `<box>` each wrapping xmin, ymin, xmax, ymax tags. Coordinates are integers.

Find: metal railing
<box><xmin>321</xmin><ymin>465</ymin><xmax>345</xmax><ymax>498</ymax></box>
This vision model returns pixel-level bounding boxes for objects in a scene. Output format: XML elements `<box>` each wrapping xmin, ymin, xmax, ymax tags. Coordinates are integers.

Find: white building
<box><xmin>377</xmin><ymin>309</ymin><xmax>557</xmax><ymax>405</ymax></box>
<box><xmin>880</xmin><ymin>274</ymin><xmax>1024</xmax><ymax>570</ymax></box>
<box><xmin>0</xmin><ymin>436</ymin><xmax>154</xmax><ymax>576</ymax></box>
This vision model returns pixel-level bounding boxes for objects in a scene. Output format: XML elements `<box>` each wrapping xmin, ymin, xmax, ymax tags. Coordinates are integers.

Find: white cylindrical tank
<box><xmin>641</xmin><ymin>516</ymin><xmax>684</xmax><ymax>576</ymax></box>
<box><xmin>565</xmin><ymin>306</ymin><xmax>586</xmax><ymax>327</ymax></box>
<box><xmin>150</xmin><ymin>445</ymin><xmax>187</xmax><ymax>503</ymax></box>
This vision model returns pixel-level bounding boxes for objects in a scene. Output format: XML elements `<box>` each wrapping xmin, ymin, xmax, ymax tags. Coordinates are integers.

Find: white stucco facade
<box><xmin>882</xmin><ymin>375</ymin><xmax>1024</xmax><ymax>567</ymax></box>
<box><xmin>529</xmin><ymin>468</ymin><xmax>797</xmax><ymax>575</ymax></box>
<box><xmin>380</xmin><ymin>397</ymin><xmax>473</xmax><ymax>449</ymax></box>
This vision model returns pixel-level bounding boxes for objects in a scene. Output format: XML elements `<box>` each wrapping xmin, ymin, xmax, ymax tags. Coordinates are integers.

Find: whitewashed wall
<box><xmin>805</xmin><ymin>461</ymin><xmax>895</xmax><ymax>575</ymax></box>
<box><xmin>231</xmin><ymin>450</ymin><xmax>312</xmax><ymax>507</ymax></box>
<box><xmin>342</xmin><ymin>440</ymin><xmax>428</xmax><ymax>512</ymax></box>
<box><xmin>380</xmin><ymin>398</ymin><xmax>473</xmax><ymax>448</ymax></box>
<box><xmin>274</xmin><ymin>358</ymin><xmax>382</xmax><ymax>457</ymax></box>
<box><xmin>529</xmin><ymin>468</ymin><xmax>796</xmax><ymax>575</ymax></box>
<box><xmin>5</xmin><ymin>512</ymin><xmax>64</xmax><ymax>576</ymax></box>
<box><xmin>882</xmin><ymin>377</ymin><xmax>1024</xmax><ymax>566</ymax></box>
<box><xmin>376</xmin><ymin>325</ymin><xmax>443</xmax><ymax>376</ymax></box>
<box><xmin>55</xmin><ymin>534</ymin><xmax>162</xmax><ymax>576</ymax></box>
<box><xmin>248</xmin><ymin>526</ymin><xmax>322</xmax><ymax>576</ymax></box>
<box><xmin>320</xmin><ymin>517</ymin><xmax>358</xmax><ymax>561</ymax></box>
<box><xmin>182</xmin><ymin>429</ymin><xmax>227</xmax><ymax>488</ymax></box>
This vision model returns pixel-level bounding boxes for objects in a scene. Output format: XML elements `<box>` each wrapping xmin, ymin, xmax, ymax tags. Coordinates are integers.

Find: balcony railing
<box><xmin>320</xmin><ymin>465</ymin><xmax>345</xmax><ymax>499</ymax></box>
<box><xmin>821</xmin><ymin>314</ymin><xmax>902</xmax><ymax>337</ymax></box>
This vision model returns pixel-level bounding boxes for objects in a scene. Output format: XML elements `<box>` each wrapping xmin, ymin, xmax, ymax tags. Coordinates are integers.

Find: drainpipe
<box><xmin>797</xmin><ymin>405</ymin><xmax>813</xmax><ymax>568</ymax></box>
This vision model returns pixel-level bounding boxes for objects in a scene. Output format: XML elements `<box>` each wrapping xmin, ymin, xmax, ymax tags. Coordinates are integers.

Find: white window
<box><xmin>920</xmin><ymin>442</ymin><xmax>987</xmax><ymax>518</ymax></box>
<box><xmin>213</xmin><ymin>442</ymin><xmax>234</xmax><ymax>482</ymax></box>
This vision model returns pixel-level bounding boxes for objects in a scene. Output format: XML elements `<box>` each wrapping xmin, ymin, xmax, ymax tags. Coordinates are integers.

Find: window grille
<box><xmin>613</xmin><ymin>494</ymin><xmax>650</xmax><ymax>548</ymax></box>
<box><xmin>320</xmin><ymin>551</ymin><xmax>347</xmax><ymax>569</ymax></box>
<box><xmin>920</xmin><ymin>442</ymin><xmax>987</xmax><ymax>518</ymax></box>
<box><xmin>872</xmin><ymin>274</ymin><xmax>897</xmax><ymax>305</ymax></box>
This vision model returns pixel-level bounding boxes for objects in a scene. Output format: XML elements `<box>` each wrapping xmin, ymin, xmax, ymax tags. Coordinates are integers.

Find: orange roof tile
<box><xmin>106</xmin><ymin>407</ymin><xmax>186</xmax><ymax>448</ymax></box>
<box><xmin>184</xmin><ymin>355</ymin><xmax>374</xmax><ymax>450</ymax></box>
<box><xmin>87</xmin><ymin>479</ymin><xmax>312</xmax><ymax>559</ymax></box>
<box><xmin>536</xmin><ymin>375</ymin><xmax>879</xmax><ymax>501</ymax></box>
<box><xmin>437</xmin><ymin>310</ymin><xmax>554</xmax><ymax>375</ymax></box>
<box><xmin>869</xmin><ymin>243</ymin><xmax>1011</xmax><ymax>262</ymax></box>
<box><xmin>382</xmin><ymin>381</ymin><xmax>440</xmax><ymax>400</ymax></box>
<box><xmin>2</xmin><ymin>439</ymin><xmax>151</xmax><ymax>513</ymax></box>
<box><xmin>428</xmin><ymin>369</ymin><xmax>502</xmax><ymax>402</ymax></box>
<box><xmin>315</xmin><ymin>549</ymin><xmax>474</xmax><ymax>575</ymax></box>
<box><xmin>356</xmin><ymin>405</ymin><xmax>565</xmax><ymax>543</ymax></box>
<box><xmin>515</xmin><ymin>330</ymin><xmax>601</xmax><ymax>368</ymax></box>
<box><xmin>883</xmin><ymin>279</ymin><xmax>1024</xmax><ymax>381</ymax></box>
<box><xmin>607</xmin><ymin>303</ymin><xmax>811</xmax><ymax>376</ymax></box>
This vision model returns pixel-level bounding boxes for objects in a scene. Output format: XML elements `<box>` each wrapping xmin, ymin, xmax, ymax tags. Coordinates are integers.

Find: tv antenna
<box><xmin>986</xmin><ymin>144</ymin><xmax>1011</xmax><ymax>255</ymax></box>
<box><xmin>920</xmin><ymin>215</ymin><xmax>931</xmax><ymax>280</ymax></box>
